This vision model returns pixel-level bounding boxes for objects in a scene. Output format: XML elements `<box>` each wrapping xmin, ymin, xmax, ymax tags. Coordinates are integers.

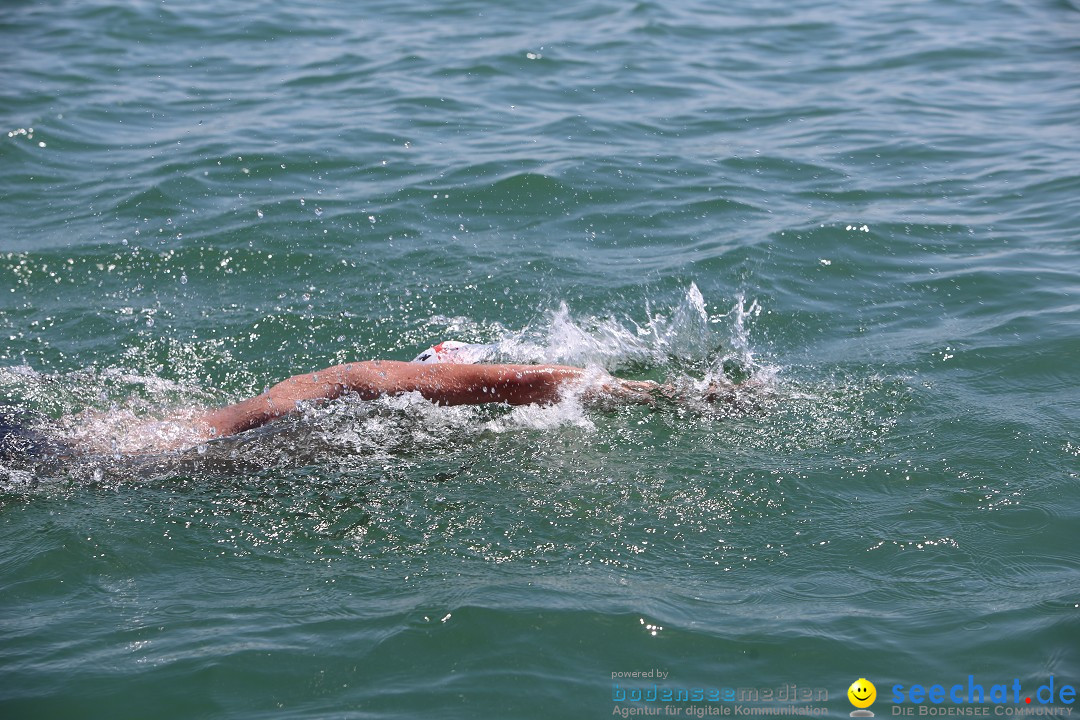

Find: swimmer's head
<box><xmin>412</xmin><ymin>341</ymin><xmax>493</xmax><ymax>364</ymax></box>
<box><xmin>413</xmin><ymin>341</ymin><xmax>468</xmax><ymax>363</ymax></box>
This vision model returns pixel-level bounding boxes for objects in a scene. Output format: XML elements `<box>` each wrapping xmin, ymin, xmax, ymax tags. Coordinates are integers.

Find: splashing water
<box><xmin>480</xmin><ymin>284</ymin><xmax>771</xmax><ymax>378</ymax></box>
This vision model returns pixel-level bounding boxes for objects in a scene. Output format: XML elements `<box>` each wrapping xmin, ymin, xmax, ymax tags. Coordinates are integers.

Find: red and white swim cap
<box><xmin>412</xmin><ymin>341</ymin><xmax>493</xmax><ymax>364</ymax></box>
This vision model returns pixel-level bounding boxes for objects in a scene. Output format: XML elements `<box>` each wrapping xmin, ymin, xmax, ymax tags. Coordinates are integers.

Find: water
<box><xmin>2</xmin><ymin>0</ymin><xmax>1078</xmax><ymax>717</ymax></box>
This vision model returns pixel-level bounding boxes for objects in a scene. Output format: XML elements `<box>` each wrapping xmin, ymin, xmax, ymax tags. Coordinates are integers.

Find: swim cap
<box><xmin>412</xmin><ymin>341</ymin><xmax>494</xmax><ymax>364</ymax></box>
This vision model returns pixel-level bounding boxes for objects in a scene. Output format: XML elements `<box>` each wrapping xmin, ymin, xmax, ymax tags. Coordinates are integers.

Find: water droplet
<box><xmin>179</xmin><ymin>273</ymin><xmax>188</xmax><ymax>285</ymax></box>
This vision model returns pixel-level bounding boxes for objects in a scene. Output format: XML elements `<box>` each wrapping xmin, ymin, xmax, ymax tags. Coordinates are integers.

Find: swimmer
<box><xmin>195</xmin><ymin>360</ymin><xmax>686</xmax><ymax>441</ymax></box>
<box><xmin>185</xmin><ymin>341</ymin><xmax>745</xmax><ymax>443</ymax></box>
<box><xmin>2</xmin><ymin>343</ymin><xmax>744</xmax><ymax>461</ymax></box>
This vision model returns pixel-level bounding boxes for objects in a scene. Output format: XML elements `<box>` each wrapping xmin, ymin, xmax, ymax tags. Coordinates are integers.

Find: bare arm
<box><xmin>196</xmin><ymin>361</ymin><xmax>658</xmax><ymax>439</ymax></box>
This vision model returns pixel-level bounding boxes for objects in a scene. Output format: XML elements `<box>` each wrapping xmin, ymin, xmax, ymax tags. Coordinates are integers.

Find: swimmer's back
<box><xmin>0</xmin><ymin>407</ymin><xmax>70</xmax><ymax>465</ymax></box>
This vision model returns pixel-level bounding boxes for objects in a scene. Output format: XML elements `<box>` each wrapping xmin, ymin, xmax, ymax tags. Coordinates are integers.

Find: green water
<box><xmin>1</xmin><ymin>0</ymin><xmax>1078</xmax><ymax>718</ymax></box>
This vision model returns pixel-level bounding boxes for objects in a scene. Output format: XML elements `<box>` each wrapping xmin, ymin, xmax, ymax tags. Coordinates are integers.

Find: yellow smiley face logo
<box><xmin>848</xmin><ymin>678</ymin><xmax>877</xmax><ymax>708</ymax></box>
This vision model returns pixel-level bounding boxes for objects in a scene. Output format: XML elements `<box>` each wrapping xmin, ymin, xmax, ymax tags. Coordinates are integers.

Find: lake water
<box><xmin>1</xmin><ymin>0</ymin><xmax>1078</xmax><ymax>718</ymax></box>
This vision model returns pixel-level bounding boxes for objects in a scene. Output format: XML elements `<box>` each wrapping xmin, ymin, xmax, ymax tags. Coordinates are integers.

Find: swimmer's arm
<box><xmin>197</xmin><ymin>361</ymin><xmax>659</xmax><ymax>438</ymax></box>
<box><xmin>196</xmin><ymin>366</ymin><xmax>356</xmax><ymax>438</ymax></box>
